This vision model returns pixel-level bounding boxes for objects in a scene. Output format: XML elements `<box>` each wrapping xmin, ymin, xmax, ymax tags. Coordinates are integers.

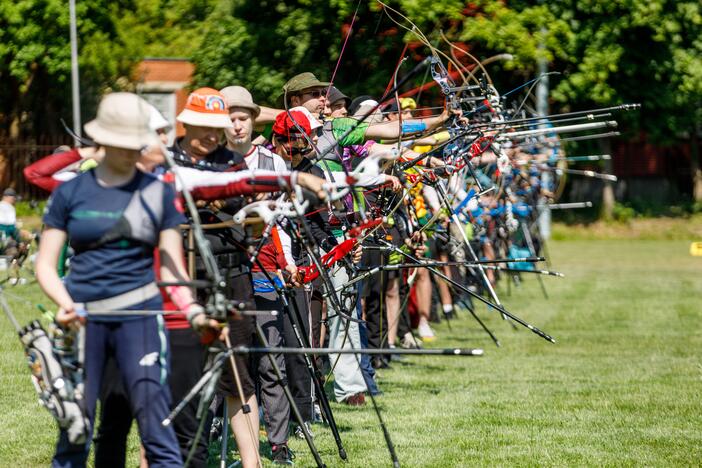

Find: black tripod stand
<box><xmin>253</xmin><ymin>262</ymin><xmax>348</xmax><ymax>461</ymax></box>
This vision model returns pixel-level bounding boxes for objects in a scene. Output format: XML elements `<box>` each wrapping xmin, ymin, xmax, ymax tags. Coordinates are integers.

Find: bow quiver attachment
<box><xmin>19</xmin><ymin>320</ymin><xmax>90</xmax><ymax>444</ymax></box>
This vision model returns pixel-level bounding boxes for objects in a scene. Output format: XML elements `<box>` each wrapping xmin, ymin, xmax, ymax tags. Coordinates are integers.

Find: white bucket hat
<box><xmin>176</xmin><ymin>88</ymin><xmax>233</xmax><ymax>128</ymax></box>
<box><xmin>147</xmin><ymin>103</ymin><xmax>171</xmax><ymax>132</ymax></box>
<box><xmin>84</xmin><ymin>93</ymin><xmax>160</xmax><ymax>150</ymax></box>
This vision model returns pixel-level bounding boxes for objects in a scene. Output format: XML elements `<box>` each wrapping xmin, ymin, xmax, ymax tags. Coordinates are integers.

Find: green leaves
<box><xmin>0</xmin><ymin>0</ymin><xmax>700</xmax><ymax>144</ymax></box>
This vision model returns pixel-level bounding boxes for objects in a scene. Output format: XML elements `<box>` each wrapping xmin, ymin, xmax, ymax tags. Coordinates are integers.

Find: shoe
<box><xmin>271</xmin><ymin>443</ymin><xmax>295</xmax><ymax>465</ymax></box>
<box><xmin>371</xmin><ymin>356</ymin><xmax>390</xmax><ymax>369</ymax></box>
<box><xmin>293</xmin><ymin>421</ymin><xmax>314</xmax><ymax>439</ymax></box>
<box><xmin>401</xmin><ymin>331</ymin><xmax>422</xmax><ymax>349</ymax></box>
<box><xmin>209</xmin><ymin>417</ymin><xmax>223</xmax><ymax>441</ymax></box>
<box><xmin>418</xmin><ymin>321</ymin><xmax>436</xmax><ymax>342</ymax></box>
<box><xmin>343</xmin><ymin>392</ymin><xmax>366</xmax><ymax>406</ymax></box>
<box><xmin>389</xmin><ymin>344</ymin><xmax>405</xmax><ymax>362</ymax></box>
<box><xmin>312</xmin><ymin>403</ymin><xmax>323</xmax><ymax>424</ymax></box>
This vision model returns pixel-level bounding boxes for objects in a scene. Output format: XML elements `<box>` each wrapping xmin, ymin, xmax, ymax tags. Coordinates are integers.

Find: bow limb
<box><xmin>439</xmin><ymin>30</ymin><xmax>492</xmax><ymax>87</ymax></box>
<box><xmin>286</xmin><ymin>192</ymin><xmax>365</xmax><ymax>325</ymax></box>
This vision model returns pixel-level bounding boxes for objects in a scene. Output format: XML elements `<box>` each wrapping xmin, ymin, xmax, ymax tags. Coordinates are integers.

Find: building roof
<box><xmin>134</xmin><ymin>58</ymin><xmax>194</xmax><ymax>84</ymax></box>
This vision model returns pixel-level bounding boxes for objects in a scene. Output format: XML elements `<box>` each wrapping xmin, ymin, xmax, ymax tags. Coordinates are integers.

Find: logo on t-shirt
<box><xmin>138</xmin><ymin>351</ymin><xmax>159</xmax><ymax>367</ymax></box>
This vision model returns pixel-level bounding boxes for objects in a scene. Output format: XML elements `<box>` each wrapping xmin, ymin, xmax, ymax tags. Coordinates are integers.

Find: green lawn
<box><xmin>1</xmin><ymin>240</ymin><xmax>701</xmax><ymax>467</ymax></box>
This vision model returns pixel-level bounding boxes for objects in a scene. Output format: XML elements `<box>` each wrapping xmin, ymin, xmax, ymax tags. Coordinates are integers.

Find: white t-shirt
<box><xmin>244</xmin><ymin>145</ymin><xmax>289</xmax><ymax>173</ymax></box>
<box><xmin>0</xmin><ymin>201</ymin><xmax>16</xmax><ymax>225</ymax></box>
<box><xmin>244</xmin><ymin>145</ymin><xmax>295</xmax><ymax>267</ymax></box>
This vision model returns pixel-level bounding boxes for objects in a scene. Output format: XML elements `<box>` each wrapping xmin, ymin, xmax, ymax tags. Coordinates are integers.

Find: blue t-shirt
<box><xmin>43</xmin><ymin>169</ymin><xmax>185</xmax><ymax>303</ymax></box>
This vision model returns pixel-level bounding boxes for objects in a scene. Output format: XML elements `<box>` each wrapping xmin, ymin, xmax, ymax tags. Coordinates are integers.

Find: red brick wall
<box><xmin>135</xmin><ymin>59</ymin><xmax>194</xmax><ymax>137</ymax></box>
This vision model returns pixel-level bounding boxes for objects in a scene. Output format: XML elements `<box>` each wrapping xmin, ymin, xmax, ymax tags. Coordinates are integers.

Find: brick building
<box><xmin>134</xmin><ymin>58</ymin><xmax>194</xmax><ymax>141</ymax></box>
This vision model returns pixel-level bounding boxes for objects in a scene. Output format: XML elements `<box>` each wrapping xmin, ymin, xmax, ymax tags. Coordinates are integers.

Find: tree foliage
<box><xmin>0</xmin><ymin>0</ymin><xmax>700</xmax><ymax>146</ymax></box>
<box><xmin>0</xmin><ymin>0</ymin><xmax>218</xmax><ymax>140</ymax></box>
<box><xmin>455</xmin><ymin>0</ymin><xmax>702</xmax><ymax>142</ymax></box>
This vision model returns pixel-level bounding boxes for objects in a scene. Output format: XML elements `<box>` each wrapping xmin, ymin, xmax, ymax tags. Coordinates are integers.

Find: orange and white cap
<box><xmin>176</xmin><ymin>88</ymin><xmax>233</xmax><ymax>128</ymax></box>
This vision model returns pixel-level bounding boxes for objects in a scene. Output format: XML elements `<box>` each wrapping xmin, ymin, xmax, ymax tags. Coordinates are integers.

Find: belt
<box><xmin>80</xmin><ymin>282</ymin><xmax>160</xmax><ymax>311</ymax></box>
<box><xmin>196</xmin><ymin>251</ymin><xmax>249</xmax><ymax>270</ymax></box>
<box><xmin>215</xmin><ymin>251</ymin><xmax>249</xmax><ymax>267</ymax></box>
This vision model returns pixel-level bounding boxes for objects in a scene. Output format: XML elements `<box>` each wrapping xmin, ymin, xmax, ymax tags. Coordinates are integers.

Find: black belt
<box><xmin>196</xmin><ymin>251</ymin><xmax>249</xmax><ymax>270</ymax></box>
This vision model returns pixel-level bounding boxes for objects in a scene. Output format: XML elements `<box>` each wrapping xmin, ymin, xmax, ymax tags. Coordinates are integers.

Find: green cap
<box><xmin>283</xmin><ymin>72</ymin><xmax>330</xmax><ymax>95</ymax></box>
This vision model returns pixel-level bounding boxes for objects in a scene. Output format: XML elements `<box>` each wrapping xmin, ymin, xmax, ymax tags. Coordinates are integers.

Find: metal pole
<box><xmin>536</xmin><ymin>31</ymin><xmax>552</xmax><ymax>240</ymax></box>
<box><xmin>69</xmin><ymin>0</ymin><xmax>82</xmax><ymax>146</ymax></box>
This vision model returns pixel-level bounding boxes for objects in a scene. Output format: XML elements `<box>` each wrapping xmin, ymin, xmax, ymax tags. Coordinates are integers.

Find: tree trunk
<box><xmin>600</xmin><ymin>138</ymin><xmax>615</xmax><ymax>219</ymax></box>
<box><xmin>691</xmin><ymin>125</ymin><xmax>702</xmax><ymax>203</ymax></box>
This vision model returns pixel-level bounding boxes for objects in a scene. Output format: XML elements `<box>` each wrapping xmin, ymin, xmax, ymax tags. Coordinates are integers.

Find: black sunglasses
<box><xmin>289</xmin><ymin>146</ymin><xmax>312</xmax><ymax>157</ymax></box>
<box><xmin>302</xmin><ymin>89</ymin><xmax>324</xmax><ymax>98</ymax></box>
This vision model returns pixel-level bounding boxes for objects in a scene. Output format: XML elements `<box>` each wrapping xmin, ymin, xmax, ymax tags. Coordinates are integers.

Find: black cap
<box><xmin>327</xmin><ymin>86</ymin><xmax>351</xmax><ymax>108</ymax></box>
<box><xmin>3</xmin><ymin>188</ymin><xmax>17</xmax><ymax>197</ymax></box>
<box><xmin>384</xmin><ymin>101</ymin><xmax>399</xmax><ymax>114</ymax></box>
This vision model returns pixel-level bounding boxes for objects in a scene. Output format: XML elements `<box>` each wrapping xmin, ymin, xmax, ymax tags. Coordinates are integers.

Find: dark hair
<box><xmin>347</xmin><ymin>95</ymin><xmax>376</xmax><ymax>116</ymax></box>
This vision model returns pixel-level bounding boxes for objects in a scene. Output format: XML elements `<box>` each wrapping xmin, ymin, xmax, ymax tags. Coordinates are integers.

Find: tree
<box><xmin>453</xmin><ymin>0</ymin><xmax>702</xmax><ymax>203</ymax></box>
<box><xmin>0</xmin><ymin>0</ymin><xmax>221</xmax><ymax>141</ymax></box>
<box><xmin>190</xmin><ymin>0</ymin><xmax>474</xmax><ymax>106</ymax></box>
<box><xmin>0</xmin><ymin>0</ymin><xmax>129</xmax><ymax>139</ymax></box>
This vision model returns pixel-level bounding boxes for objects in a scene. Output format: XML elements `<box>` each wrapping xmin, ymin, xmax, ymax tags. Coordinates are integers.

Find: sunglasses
<box><xmin>302</xmin><ymin>89</ymin><xmax>324</xmax><ymax>99</ymax></box>
<box><xmin>287</xmin><ymin>146</ymin><xmax>312</xmax><ymax>157</ymax></box>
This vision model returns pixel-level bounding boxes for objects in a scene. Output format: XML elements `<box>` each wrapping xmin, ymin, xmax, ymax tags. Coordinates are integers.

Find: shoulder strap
<box><xmin>256</xmin><ymin>147</ymin><xmax>276</xmax><ymax>171</ymax></box>
<box><xmin>71</xmin><ymin>179</ymin><xmax>165</xmax><ymax>253</ymax></box>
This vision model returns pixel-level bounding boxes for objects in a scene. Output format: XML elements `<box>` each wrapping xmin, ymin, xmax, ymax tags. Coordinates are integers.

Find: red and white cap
<box><xmin>272</xmin><ymin>110</ymin><xmax>312</xmax><ymax>137</ymax></box>
<box><xmin>289</xmin><ymin>106</ymin><xmax>323</xmax><ymax>130</ymax></box>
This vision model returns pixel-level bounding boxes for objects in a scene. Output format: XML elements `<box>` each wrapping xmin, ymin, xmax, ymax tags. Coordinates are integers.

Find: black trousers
<box><xmin>93</xmin><ymin>327</ymin><xmax>209</xmax><ymax>468</ymax></box>
<box><xmin>363</xmin><ymin>248</ymin><xmax>389</xmax><ymax>350</ymax></box>
<box><xmin>282</xmin><ymin>288</ymin><xmax>320</xmax><ymax>422</ymax></box>
<box><xmin>168</xmin><ymin>327</ymin><xmax>210</xmax><ymax>468</ymax></box>
<box><xmin>363</xmin><ymin>249</ymin><xmax>414</xmax><ymax>349</ymax></box>
<box><xmin>93</xmin><ymin>354</ymin><xmax>130</xmax><ymax>468</ymax></box>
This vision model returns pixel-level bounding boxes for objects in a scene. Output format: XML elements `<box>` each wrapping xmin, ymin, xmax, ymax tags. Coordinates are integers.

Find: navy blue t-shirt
<box><xmin>43</xmin><ymin>169</ymin><xmax>185</xmax><ymax>303</ymax></box>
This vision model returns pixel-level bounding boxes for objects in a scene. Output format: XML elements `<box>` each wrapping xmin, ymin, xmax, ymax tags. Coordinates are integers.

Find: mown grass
<box><xmin>1</xmin><ymin>240</ymin><xmax>701</xmax><ymax>467</ymax></box>
<box><xmin>551</xmin><ymin>214</ymin><xmax>702</xmax><ymax>241</ymax></box>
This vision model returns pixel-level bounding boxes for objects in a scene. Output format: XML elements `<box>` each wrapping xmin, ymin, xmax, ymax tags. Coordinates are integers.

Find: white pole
<box><xmin>69</xmin><ymin>0</ymin><xmax>82</xmax><ymax>145</ymax></box>
<box><xmin>536</xmin><ymin>28</ymin><xmax>551</xmax><ymax>239</ymax></box>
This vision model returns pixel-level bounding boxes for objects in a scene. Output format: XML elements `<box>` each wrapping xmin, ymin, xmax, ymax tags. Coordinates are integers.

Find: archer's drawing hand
<box><xmin>297</xmin><ymin>172</ymin><xmax>328</xmax><ymax>201</ymax></box>
<box><xmin>386</xmin><ymin>175</ymin><xmax>403</xmax><ymax>192</ymax></box>
<box><xmin>56</xmin><ymin>303</ymin><xmax>84</xmax><ymax>330</ymax></box>
<box><xmin>188</xmin><ymin>305</ymin><xmax>226</xmax><ymax>342</ymax></box>
<box><xmin>285</xmin><ymin>264</ymin><xmax>303</xmax><ymax>287</ymax></box>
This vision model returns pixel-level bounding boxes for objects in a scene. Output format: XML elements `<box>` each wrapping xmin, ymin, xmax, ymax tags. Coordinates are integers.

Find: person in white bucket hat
<box><xmin>36</xmin><ymin>91</ymin><xmax>218</xmax><ymax>468</ymax></box>
<box><xmin>83</xmin><ymin>92</ymin><xmax>162</xmax><ymax>150</ymax></box>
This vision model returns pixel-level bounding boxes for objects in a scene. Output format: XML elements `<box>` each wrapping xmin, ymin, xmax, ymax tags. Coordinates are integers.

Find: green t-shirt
<box><xmin>330</xmin><ymin>117</ymin><xmax>369</xmax><ymax>147</ymax></box>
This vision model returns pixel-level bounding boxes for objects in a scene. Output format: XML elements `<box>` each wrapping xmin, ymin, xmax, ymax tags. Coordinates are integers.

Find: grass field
<box><xmin>1</xmin><ymin>240</ymin><xmax>701</xmax><ymax>467</ymax></box>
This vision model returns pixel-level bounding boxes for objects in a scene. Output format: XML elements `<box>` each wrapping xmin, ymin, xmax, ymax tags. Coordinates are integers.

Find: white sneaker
<box><xmin>418</xmin><ymin>321</ymin><xmax>436</xmax><ymax>342</ymax></box>
<box><xmin>294</xmin><ymin>421</ymin><xmax>314</xmax><ymax>439</ymax></box>
<box><xmin>401</xmin><ymin>331</ymin><xmax>421</xmax><ymax>349</ymax></box>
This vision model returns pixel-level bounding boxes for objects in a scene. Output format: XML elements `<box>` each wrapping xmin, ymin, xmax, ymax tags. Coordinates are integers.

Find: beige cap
<box><xmin>220</xmin><ymin>85</ymin><xmax>261</xmax><ymax>117</ymax></box>
<box><xmin>353</xmin><ymin>99</ymin><xmax>383</xmax><ymax>124</ymax></box>
<box><xmin>84</xmin><ymin>93</ymin><xmax>160</xmax><ymax>150</ymax></box>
